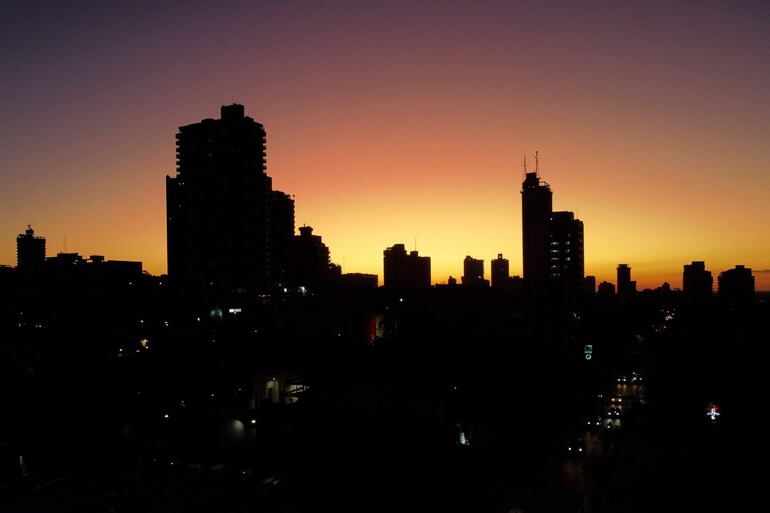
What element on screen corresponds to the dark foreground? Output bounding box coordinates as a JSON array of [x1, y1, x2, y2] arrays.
[[0, 287, 762, 512]]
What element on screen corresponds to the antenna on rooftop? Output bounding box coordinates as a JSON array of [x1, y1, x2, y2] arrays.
[[523, 152, 528, 174], [535, 151, 540, 176]]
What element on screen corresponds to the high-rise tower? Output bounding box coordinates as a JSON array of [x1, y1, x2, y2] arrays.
[[549, 211, 584, 287], [462, 256, 487, 287], [491, 253, 510, 289], [267, 190, 295, 287], [616, 264, 636, 297], [521, 154, 553, 290], [683, 261, 712, 302], [521, 155, 586, 298], [718, 265, 754, 306], [383, 244, 431, 290], [292, 226, 331, 290], [166, 104, 270, 294], [16, 225, 46, 273]]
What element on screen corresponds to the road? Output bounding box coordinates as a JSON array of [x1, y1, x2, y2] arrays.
[[502, 378, 645, 513]]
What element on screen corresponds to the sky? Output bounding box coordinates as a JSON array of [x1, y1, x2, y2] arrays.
[[1, 0, 769, 290]]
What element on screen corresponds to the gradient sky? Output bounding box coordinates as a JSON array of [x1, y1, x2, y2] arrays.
[[1, 0, 769, 289]]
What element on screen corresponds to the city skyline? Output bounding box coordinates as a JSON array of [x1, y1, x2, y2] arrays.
[[1, 1, 769, 290], [0, 4, 762, 511]]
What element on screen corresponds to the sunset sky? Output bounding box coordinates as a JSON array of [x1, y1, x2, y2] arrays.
[[1, 0, 769, 289]]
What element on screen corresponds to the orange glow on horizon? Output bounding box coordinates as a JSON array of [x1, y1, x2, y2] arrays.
[[2, 112, 770, 292], [2, 114, 768, 292]]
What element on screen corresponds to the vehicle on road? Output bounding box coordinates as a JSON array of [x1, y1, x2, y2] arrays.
[[565, 436, 585, 457], [585, 415, 602, 430]]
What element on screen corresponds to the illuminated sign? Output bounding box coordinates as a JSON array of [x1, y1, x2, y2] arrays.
[[584, 344, 593, 360]]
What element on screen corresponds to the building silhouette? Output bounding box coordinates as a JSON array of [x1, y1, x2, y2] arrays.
[[521, 166, 552, 289], [383, 244, 407, 289], [462, 256, 487, 287], [337, 273, 378, 289], [383, 244, 431, 290], [683, 261, 713, 302], [292, 226, 331, 291], [491, 253, 510, 289], [616, 264, 636, 297], [44, 252, 142, 289], [510, 275, 524, 295], [583, 275, 596, 295], [718, 265, 754, 305], [597, 280, 616, 298], [267, 190, 295, 287], [167, 104, 293, 295], [548, 211, 584, 292], [16, 225, 45, 273], [521, 158, 586, 298], [407, 251, 431, 288]]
